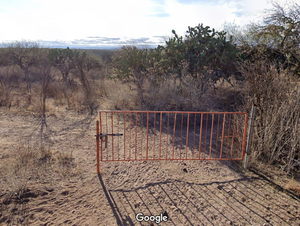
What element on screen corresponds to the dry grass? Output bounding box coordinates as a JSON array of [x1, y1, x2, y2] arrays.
[[238, 61, 300, 175], [100, 79, 137, 110], [56, 150, 79, 178], [3, 145, 37, 199], [1, 144, 79, 202]]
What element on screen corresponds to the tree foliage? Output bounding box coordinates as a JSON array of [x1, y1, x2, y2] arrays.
[[48, 47, 77, 83], [158, 24, 239, 89], [111, 24, 239, 101], [239, 2, 300, 76], [112, 46, 150, 105]]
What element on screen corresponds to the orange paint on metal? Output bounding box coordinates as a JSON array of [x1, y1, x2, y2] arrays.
[[106, 112, 108, 161], [159, 112, 162, 160], [129, 113, 131, 160], [99, 112, 103, 162], [215, 114, 220, 159], [166, 113, 169, 159], [172, 113, 177, 159], [153, 113, 156, 159], [135, 113, 138, 160], [96, 111, 248, 172], [141, 113, 143, 160], [98, 110, 247, 114], [209, 113, 214, 159], [111, 112, 114, 161], [123, 113, 126, 160], [146, 112, 149, 160], [220, 113, 226, 159], [230, 114, 237, 158], [198, 113, 203, 159], [226, 114, 231, 159], [204, 114, 208, 159], [186, 113, 190, 160], [180, 113, 183, 158], [192, 113, 196, 159], [117, 113, 120, 160], [96, 120, 100, 173]]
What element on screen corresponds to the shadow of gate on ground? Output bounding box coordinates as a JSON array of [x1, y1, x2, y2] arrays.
[[98, 173, 300, 226]]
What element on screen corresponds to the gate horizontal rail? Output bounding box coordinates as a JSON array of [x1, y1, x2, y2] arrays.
[[96, 111, 248, 173]]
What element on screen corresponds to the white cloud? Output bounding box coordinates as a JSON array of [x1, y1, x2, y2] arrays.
[[0, 0, 291, 47]]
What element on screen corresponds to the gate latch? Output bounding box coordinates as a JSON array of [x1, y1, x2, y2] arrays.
[[99, 133, 123, 148]]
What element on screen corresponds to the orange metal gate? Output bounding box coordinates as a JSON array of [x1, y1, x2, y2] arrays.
[[96, 111, 248, 173]]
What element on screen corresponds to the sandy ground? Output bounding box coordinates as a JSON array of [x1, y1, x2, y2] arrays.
[[0, 108, 299, 226]]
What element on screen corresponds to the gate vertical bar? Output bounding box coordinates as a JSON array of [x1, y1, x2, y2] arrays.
[[111, 112, 114, 160], [100, 112, 103, 161], [198, 113, 203, 159], [135, 113, 138, 160], [153, 113, 156, 159], [96, 120, 100, 173], [186, 113, 190, 160], [192, 114, 196, 159], [159, 113, 162, 160], [172, 113, 177, 159], [180, 113, 183, 157], [215, 114, 220, 159], [124, 113, 126, 160], [226, 114, 231, 159], [230, 114, 236, 159], [204, 114, 208, 159], [209, 113, 214, 159], [141, 113, 143, 159], [117, 113, 120, 160], [129, 113, 132, 160], [220, 113, 226, 159], [166, 113, 169, 159], [106, 113, 108, 161], [146, 112, 149, 160], [244, 105, 255, 169]]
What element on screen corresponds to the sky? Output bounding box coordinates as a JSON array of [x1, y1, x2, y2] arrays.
[[0, 0, 287, 49]]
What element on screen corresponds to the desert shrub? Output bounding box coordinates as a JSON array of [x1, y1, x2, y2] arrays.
[[57, 150, 77, 178], [99, 78, 137, 110], [0, 66, 23, 107], [4, 145, 38, 198], [238, 60, 300, 175], [2, 143, 79, 201], [0, 79, 12, 107], [143, 76, 198, 111]]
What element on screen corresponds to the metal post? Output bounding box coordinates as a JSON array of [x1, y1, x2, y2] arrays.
[[96, 121, 100, 173], [244, 105, 255, 169]]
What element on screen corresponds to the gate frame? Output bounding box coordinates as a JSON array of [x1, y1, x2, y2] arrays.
[[96, 110, 251, 174]]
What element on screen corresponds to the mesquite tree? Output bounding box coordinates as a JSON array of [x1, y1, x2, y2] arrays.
[[48, 47, 76, 84], [112, 46, 149, 107], [2, 41, 42, 104], [239, 2, 300, 76], [49, 48, 101, 113], [72, 51, 102, 114]]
